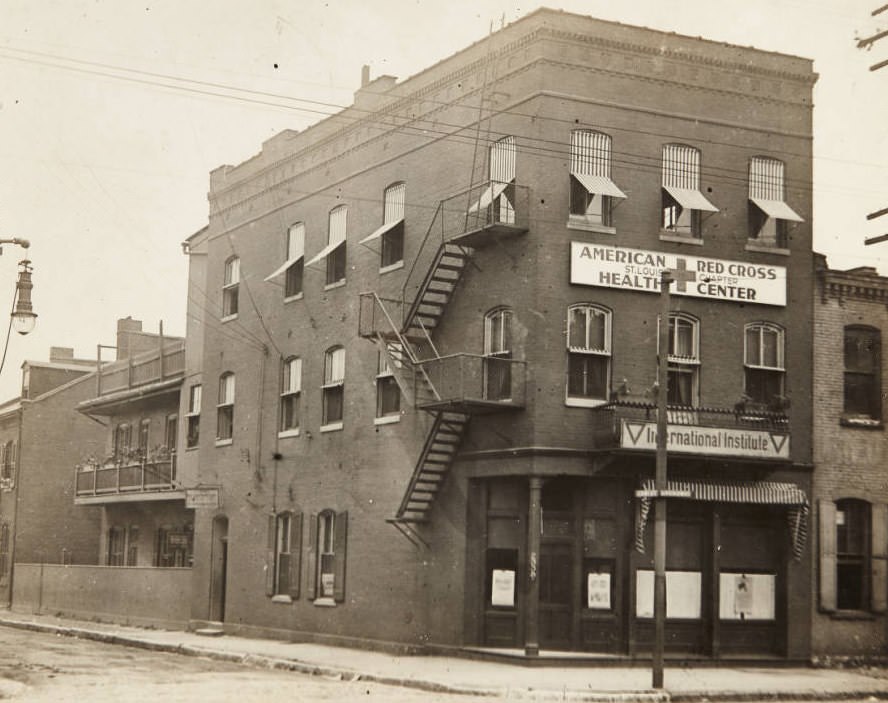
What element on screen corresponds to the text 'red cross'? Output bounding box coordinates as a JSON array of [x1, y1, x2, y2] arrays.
[[672, 258, 697, 293]]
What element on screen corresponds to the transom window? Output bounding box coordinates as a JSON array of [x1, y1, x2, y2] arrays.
[[569, 130, 625, 228], [217, 372, 235, 442], [667, 314, 700, 406], [748, 157, 802, 247], [222, 256, 240, 318], [322, 346, 345, 428], [744, 323, 785, 407], [844, 326, 881, 421], [566, 304, 611, 406], [661, 144, 717, 238], [280, 357, 302, 434], [484, 308, 513, 401]]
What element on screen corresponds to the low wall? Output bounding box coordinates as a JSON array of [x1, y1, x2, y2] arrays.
[[12, 563, 191, 629]]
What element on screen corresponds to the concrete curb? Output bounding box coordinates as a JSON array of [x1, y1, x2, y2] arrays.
[[3, 618, 888, 702]]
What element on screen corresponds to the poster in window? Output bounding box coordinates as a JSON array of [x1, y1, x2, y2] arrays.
[[321, 573, 335, 598], [718, 572, 775, 620], [587, 571, 611, 610], [491, 569, 515, 607], [635, 570, 702, 619]]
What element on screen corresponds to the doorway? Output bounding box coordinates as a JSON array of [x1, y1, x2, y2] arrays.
[[210, 516, 228, 623]]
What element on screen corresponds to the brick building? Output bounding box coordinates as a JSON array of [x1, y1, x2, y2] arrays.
[[812, 259, 888, 657], [187, 9, 816, 658]]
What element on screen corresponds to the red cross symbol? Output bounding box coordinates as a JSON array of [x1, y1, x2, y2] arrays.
[[672, 258, 697, 293]]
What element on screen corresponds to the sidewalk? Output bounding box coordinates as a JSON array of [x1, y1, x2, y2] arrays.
[[2, 611, 888, 701]]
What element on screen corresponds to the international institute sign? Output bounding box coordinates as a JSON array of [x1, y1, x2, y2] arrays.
[[620, 420, 790, 460], [570, 242, 786, 307]]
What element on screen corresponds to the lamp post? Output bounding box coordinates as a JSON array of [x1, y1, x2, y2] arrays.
[[11, 258, 36, 336]]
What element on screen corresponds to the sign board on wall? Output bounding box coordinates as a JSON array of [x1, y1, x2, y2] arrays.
[[185, 486, 222, 509], [621, 420, 790, 460], [570, 242, 786, 306]]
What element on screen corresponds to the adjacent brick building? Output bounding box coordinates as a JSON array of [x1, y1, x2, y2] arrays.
[[812, 258, 888, 657], [184, 8, 817, 659]]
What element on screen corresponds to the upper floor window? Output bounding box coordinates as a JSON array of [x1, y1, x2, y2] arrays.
[[264, 223, 305, 298], [484, 307, 513, 401], [326, 206, 347, 285], [569, 130, 626, 229], [222, 256, 240, 318], [138, 418, 150, 458], [748, 157, 803, 248], [375, 348, 401, 422], [844, 326, 881, 423], [113, 422, 132, 462], [661, 144, 717, 239], [322, 346, 345, 429], [0, 441, 15, 482], [164, 414, 178, 456], [744, 323, 785, 408], [566, 304, 611, 406], [310, 510, 348, 604], [360, 183, 406, 271], [470, 136, 517, 225], [667, 313, 700, 406], [186, 384, 201, 449], [217, 373, 235, 442], [280, 357, 302, 435]]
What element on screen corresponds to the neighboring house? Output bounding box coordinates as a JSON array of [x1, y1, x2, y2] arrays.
[[0, 347, 104, 606], [74, 318, 194, 569], [812, 259, 888, 657], [186, 9, 815, 659]]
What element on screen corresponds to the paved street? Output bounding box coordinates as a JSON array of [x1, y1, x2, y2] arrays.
[[0, 626, 495, 702]]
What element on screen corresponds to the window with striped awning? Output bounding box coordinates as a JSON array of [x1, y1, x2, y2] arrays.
[[634, 478, 808, 560]]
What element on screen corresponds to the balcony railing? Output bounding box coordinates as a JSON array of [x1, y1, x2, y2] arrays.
[[414, 353, 526, 411], [588, 400, 790, 459], [97, 341, 185, 396], [74, 456, 178, 498]]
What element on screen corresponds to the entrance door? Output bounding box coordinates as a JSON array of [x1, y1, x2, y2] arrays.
[[210, 517, 228, 623], [539, 542, 574, 649]]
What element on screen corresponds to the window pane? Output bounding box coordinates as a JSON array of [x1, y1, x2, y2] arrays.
[[568, 354, 608, 399], [761, 328, 779, 367], [668, 367, 696, 406], [745, 368, 783, 405], [287, 223, 305, 260], [845, 329, 880, 373], [671, 318, 695, 358], [745, 328, 760, 366], [323, 386, 343, 424], [326, 348, 345, 384], [285, 261, 303, 297], [377, 376, 400, 417], [568, 307, 587, 349]]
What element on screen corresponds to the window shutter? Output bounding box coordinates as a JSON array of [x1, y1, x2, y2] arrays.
[[871, 503, 888, 613], [819, 500, 837, 612], [265, 514, 276, 597], [306, 513, 318, 600], [288, 512, 303, 600], [333, 510, 348, 603]]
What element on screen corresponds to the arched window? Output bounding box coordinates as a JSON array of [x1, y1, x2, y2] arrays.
[[748, 156, 802, 247], [216, 372, 235, 442], [661, 144, 717, 238], [569, 130, 625, 228], [222, 256, 240, 318], [744, 323, 786, 407], [667, 313, 700, 406], [484, 307, 513, 401], [566, 304, 611, 405]]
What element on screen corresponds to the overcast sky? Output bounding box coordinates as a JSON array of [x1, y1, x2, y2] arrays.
[[0, 0, 886, 400]]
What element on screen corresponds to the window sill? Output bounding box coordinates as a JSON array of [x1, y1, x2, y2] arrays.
[[215, 438, 233, 447], [324, 280, 346, 291], [284, 293, 304, 303], [185, 445, 199, 452], [379, 261, 405, 275], [278, 428, 301, 439], [271, 594, 293, 604], [745, 241, 790, 256], [313, 597, 337, 608], [320, 422, 343, 433], [566, 219, 616, 235], [659, 232, 703, 246], [840, 416, 884, 430], [565, 397, 608, 408], [221, 314, 238, 323], [828, 610, 877, 621], [374, 414, 401, 426]]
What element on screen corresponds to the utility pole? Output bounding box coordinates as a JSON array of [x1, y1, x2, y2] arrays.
[[652, 269, 674, 689]]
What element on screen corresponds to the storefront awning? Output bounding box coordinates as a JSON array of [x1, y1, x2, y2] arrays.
[[634, 478, 808, 561], [663, 185, 719, 212], [750, 197, 804, 222], [571, 172, 627, 199]]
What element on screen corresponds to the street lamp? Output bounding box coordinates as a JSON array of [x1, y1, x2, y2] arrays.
[[11, 259, 36, 335]]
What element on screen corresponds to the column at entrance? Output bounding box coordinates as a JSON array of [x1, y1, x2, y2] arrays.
[[524, 477, 543, 656]]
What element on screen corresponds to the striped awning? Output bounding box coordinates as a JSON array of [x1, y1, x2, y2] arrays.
[[634, 478, 808, 561]]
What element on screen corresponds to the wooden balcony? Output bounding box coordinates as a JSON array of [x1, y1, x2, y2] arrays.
[[74, 456, 183, 504]]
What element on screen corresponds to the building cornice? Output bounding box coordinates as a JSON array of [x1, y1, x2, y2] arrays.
[[820, 268, 888, 305]]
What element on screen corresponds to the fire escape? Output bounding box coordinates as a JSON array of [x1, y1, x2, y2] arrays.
[[358, 182, 529, 532]]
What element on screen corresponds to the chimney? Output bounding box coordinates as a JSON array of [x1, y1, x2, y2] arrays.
[[49, 347, 74, 363], [116, 317, 143, 360], [361, 64, 370, 88]]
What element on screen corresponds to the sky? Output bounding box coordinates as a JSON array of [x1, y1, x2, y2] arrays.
[[0, 0, 886, 400]]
